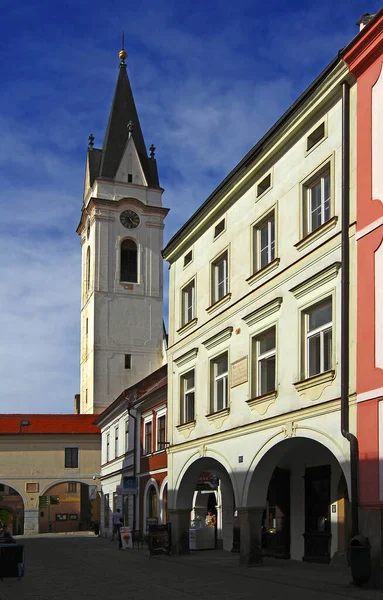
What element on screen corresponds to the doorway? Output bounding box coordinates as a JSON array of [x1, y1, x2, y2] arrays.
[[262, 467, 290, 558], [303, 465, 331, 563]]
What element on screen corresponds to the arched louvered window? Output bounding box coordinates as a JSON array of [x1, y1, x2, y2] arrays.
[[85, 247, 91, 292], [120, 239, 138, 283]]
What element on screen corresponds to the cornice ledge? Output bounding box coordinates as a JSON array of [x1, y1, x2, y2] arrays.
[[206, 293, 231, 314], [242, 297, 282, 327], [344, 16, 383, 75], [246, 258, 280, 286], [294, 216, 338, 251], [294, 369, 335, 392], [177, 318, 198, 336], [176, 420, 196, 440], [289, 262, 341, 299], [174, 347, 199, 367], [203, 326, 233, 350]]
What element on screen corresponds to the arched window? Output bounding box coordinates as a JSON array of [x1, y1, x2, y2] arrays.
[[120, 239, 138, 283], [85, 247, 91, 292], [148, 485, 158, 519]]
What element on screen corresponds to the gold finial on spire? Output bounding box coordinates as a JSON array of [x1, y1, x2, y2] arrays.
[[119, 31, 127, 64]]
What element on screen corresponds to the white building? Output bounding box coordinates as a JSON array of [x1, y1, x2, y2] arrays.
[[76, 47, 168, 415], [163, 56, 357, 564]]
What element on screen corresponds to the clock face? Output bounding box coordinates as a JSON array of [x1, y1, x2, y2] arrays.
[[120, 210, 140, 229]]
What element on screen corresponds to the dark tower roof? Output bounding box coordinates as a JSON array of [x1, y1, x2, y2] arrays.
[[89, 52, 159, 189]]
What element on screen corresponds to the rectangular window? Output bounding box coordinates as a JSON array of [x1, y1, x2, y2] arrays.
[[114, 427, 119, 457], [257, 173, 271, 197], [253, 328, 276, 397], [214, 219, 225, 238], [124, 354, 132, 369], [26, 482, 39, 493], [253, 212, 275, 271], [157, 414, 166, 451], [0, 484, 4, 492], [212, 251, 228, 303], [181, 280, 195, 325], [128, 173, 133, 183], [304, 168, 331, 235], [125, 419, 129, 452], [86, 318, 88, 335], [106, 434, 110, 462], [184, 250, 193, 267], [211, 353, 228, 413], [307, 123, 325, 151], [305, 299, 332, 378], [144, 420, 152, 455], [66, 482, 78, 494], [65, 448, 79, 469], [181, 370, 195, 424]]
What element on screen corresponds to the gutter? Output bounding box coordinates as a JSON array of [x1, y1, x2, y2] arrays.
[[127, 403, 137, 533], [341, 80, 359, 537]]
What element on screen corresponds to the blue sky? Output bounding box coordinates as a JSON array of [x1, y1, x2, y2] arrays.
[[0, 0, 381, 413]]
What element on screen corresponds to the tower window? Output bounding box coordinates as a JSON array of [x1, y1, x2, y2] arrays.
[[128, 173, 133, 183], [125, 354, 132, 369], [85, 247, 91, 292], [120, 239, 138, 283], [86, 318, 88, 335]]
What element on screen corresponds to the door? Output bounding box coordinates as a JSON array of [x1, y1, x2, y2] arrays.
[[303, 465, 331, 563], [262, 467, 290, 558]]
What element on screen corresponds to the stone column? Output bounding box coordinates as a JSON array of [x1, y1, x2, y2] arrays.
[[168, 508, 191, 554], [238, 507, 263, 565], [23, 509, 39, 535]]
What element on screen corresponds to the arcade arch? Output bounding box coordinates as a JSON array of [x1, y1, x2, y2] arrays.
[[0, 482, 25, 535]]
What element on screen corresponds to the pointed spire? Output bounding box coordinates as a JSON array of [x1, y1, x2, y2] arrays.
[[98, 45, 159, 187], [88, 133, 95, 149]]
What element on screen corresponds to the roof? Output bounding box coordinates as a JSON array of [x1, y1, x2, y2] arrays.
[[94, 364, 167, 425], [0, 414, 100, 435], [162, 53, 342, 259], [96, 61, 159, 188], [136, 375, 167, 403]]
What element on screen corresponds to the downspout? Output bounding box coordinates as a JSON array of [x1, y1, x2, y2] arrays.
[[341, 80, 359, 537]]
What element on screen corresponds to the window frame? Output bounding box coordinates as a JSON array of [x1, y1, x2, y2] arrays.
[[253, 210, 276, 273], [183, 249, 193, 268], [251, 326, 277, 398], [302, 162, 332, 237], [125, 419, 129, 453], [106, 433, 110, 463], [65, 447, 79, 469], [114, 426, 119, 458], [181, 278, 196, 326], [66, 482, 78, 494], [156, 408, 167, 451], [214, 219, 226, 239], [256, 172, 272, 198], [303, 298, 333, 379], [120, 238, 138, 283], [143, 416, 153, 456], [210, 352, 229, 414], [211, 250, 229, 305], [180, 369, 195, 425]]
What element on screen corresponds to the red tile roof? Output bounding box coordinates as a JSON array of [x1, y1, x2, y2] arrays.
[[0, 414, 100, 435]]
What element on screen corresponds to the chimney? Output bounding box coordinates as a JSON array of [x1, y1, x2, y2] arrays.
[[357, 12, 375, 31], [74, 394, 80, 414]]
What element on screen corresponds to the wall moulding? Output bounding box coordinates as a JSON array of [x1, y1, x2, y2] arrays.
[[173, 347, 199, 367], [242, 297, 282, 327], [289, 262, 340, 299], [203, 326, 233, 351]]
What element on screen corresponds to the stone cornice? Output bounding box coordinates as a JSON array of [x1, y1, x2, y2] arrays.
[[173, 347, 199, 367], [289, 262, 340, 299], [242, 298, 282, 327], [202, 326, 233, 350]]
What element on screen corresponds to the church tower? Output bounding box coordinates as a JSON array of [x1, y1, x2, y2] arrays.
[[76, 47, 168, 415]]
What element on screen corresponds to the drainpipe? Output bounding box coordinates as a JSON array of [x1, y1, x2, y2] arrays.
[[341, 80, 359, 537]]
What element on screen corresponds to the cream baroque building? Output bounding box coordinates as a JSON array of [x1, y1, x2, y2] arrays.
[[163, 56, 357, 563]]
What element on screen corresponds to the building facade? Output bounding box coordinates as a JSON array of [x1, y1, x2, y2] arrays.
[[163, 51, 358, 563], [0, 414, 101, 535], [343, 9, 383, 576], [76, 48, 168, 415]]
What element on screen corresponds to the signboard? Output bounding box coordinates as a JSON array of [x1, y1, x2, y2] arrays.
[[231, 356, 248, 388], [116, 477, 137, 495], [88, 485, 97, 500], [39, 496, 50, 509], [148, 523, 171, 556], [196, 471, 218, 491], [50, 495, 60, 505], [120, 527, 133, 550]]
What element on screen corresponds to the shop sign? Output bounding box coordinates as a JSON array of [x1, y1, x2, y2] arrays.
[[88, 485, 97, 500], [120, 527, 133, 550], [148, 523, 171, 556], [39, 496, 50, 509], [196, 471, 218, 491]]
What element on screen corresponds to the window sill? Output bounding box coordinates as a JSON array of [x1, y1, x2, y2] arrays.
[[177, 318, 198, 335], [246, 258, 280, 286], [206, 293, 231, 314], [120, 282, 136, 290], [294, 216, 338, 252], [176, 420, 196, 440], [247, 391, 277, 416], [294, 369, 335, 392], [206, 408, 230, 429]]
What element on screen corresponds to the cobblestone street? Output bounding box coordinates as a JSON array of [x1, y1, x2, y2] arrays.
[[1, 534, 383, 600]]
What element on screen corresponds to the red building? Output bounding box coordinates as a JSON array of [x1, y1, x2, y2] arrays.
[[343, 8, 383, 570], [137, 367, 168, 534]]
